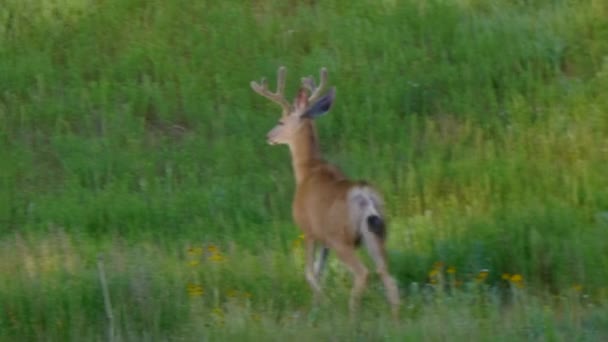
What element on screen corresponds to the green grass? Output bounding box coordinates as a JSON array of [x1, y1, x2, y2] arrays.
[[1, 0, 608, 340]]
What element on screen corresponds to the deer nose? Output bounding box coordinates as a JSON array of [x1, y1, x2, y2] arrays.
[[266, 133, 276, 145], [267, 128, 280, 145]]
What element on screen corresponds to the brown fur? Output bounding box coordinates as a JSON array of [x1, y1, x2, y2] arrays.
[[291, 121, 361, 246]]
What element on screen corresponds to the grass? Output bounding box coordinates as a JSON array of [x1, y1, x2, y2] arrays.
[[1, 0, 608, 340]]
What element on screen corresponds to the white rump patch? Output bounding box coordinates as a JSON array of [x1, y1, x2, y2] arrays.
[[347, 186, 384, 235]]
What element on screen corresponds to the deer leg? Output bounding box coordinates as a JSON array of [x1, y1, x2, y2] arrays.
[[313, 246, 329, 280], [304, 238, 323, 301], [362, 231, 400, 319], [331, 243, 369, 316]]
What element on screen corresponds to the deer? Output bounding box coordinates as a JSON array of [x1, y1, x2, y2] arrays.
[[250, 66, 400, 318]]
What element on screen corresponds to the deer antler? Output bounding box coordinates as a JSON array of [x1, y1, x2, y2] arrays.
[[301, 67, 328, 104], [251, 66, 292, 115]]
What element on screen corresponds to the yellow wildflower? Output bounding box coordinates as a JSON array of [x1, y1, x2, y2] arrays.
[[447, 266, 456, 274], [428, 267, 441, 285], [208, 251, 225, 263], [509, 274, 524, 288], [187, 283, 204, 297], [475, 269, 489, 283], [510, 274, 522, 282], [188, 246, 203, 256], [573, 284, 583, 292], [501, 273, 510, 280], [189, 259, 200, 267]]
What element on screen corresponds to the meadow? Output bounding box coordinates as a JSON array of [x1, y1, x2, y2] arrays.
[[1, 0, 608, 340]]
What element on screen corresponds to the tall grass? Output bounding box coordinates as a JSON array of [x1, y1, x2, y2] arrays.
[[1, 0, 607, 340]]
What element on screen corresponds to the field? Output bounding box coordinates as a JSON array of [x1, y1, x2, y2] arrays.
[[1, 0, 608, 340]]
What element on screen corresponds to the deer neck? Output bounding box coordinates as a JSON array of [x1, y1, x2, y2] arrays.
[[288, 120, 322, 184]]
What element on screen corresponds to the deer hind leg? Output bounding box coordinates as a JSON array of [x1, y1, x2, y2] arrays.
[[331, 243, 369, 316], [362, 224, 400, 319]]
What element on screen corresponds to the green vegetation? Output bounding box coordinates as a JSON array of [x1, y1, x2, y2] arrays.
[[1, 0, 607, 340]]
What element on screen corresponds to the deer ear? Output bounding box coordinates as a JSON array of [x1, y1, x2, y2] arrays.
[[302, 87, 335, 119]]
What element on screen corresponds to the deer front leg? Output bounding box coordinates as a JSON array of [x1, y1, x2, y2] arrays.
[[304, 237, 323, 302], [313, 246, 329, 280]]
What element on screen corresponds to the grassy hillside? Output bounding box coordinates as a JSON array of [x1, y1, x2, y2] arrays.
[[1, 0, 607, 340]]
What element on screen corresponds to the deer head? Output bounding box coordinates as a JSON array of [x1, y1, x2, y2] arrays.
[[251, 66, 335, 145]]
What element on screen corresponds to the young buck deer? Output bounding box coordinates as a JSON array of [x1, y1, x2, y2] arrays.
[[251, 66, 400, 317]]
